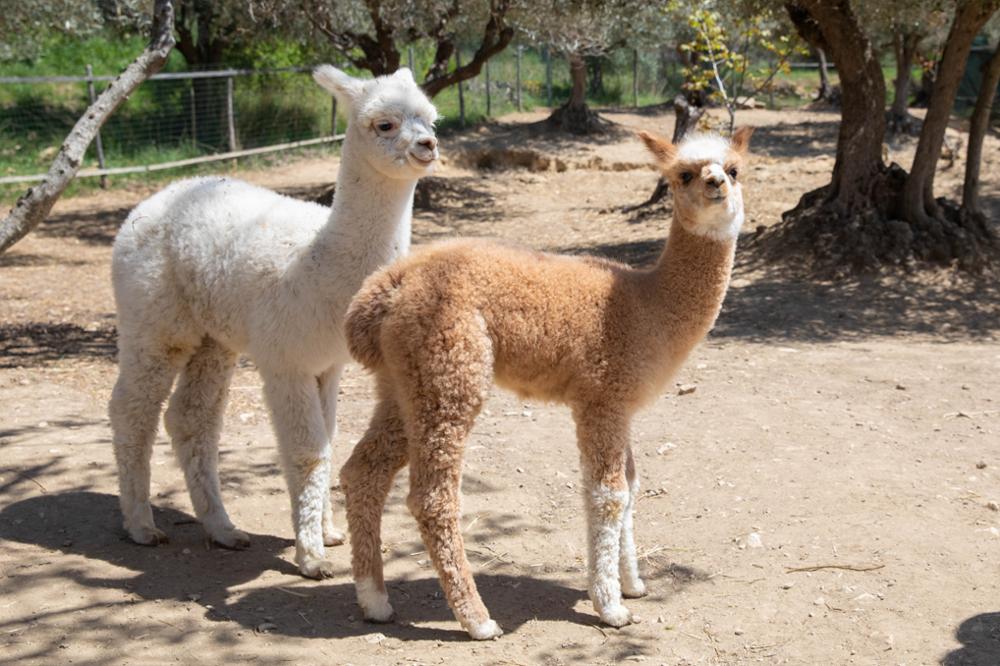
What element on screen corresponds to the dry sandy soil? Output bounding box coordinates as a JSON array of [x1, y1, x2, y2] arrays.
[[1, 107, 999, 665]]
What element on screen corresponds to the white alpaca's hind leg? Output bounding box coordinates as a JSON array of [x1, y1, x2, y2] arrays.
[[164, 336, 248, 549], [619, 446, 647, 598], [110, 345, 187, 546], [318, 366, 345, 547], [263, 371, 335, 578]]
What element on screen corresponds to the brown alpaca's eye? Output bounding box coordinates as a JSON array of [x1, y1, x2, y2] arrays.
[[680, 172, 694, 185], [375, 121, 396, 133], [728, 168, 738, 180]]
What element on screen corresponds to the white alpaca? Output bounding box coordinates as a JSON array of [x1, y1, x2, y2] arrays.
[[108, 66, 439, 578]]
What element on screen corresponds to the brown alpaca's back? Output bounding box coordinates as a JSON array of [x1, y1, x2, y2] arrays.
[[347, 230, 732, 410]]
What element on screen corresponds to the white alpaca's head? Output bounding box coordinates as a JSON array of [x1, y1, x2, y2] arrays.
[[313, 65, 440, 180], [639, 127, 754, 242]]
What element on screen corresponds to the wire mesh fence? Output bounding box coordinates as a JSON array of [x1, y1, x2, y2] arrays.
[[0, 45, 695, 186]]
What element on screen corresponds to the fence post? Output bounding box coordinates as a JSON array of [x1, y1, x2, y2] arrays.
[[456, 50, 466, 128], [485, 58, 492, 116], [85, 65, 108, 188], [189, 82, 197, 149], [632, 49, 639, 108], [544, 47, 553, 107], [331, 95, 338, 135], [226, 74, 237, 152], [515, 45, 523, 112], [408, 45, 415, 72]]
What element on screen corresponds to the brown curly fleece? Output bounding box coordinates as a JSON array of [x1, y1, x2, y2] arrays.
[[341, 127, 754, 639]]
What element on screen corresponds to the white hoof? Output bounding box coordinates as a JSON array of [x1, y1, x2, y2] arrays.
[[210, 527, 251, 550], [622, 579, 648, 599], [357, 578, 395, 622], [599, 604, 635, 628], [127, 523, 168, 546], [467, 618, 503, 640], [323, 527, 346, 547], [299, 556, 336, 579]]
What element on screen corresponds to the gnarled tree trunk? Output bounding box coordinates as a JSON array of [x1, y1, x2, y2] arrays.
[[763, 0, 999, 274], [902, 0, 999, 227], [0, 0, 176, 254], [962, 42, 1000, 218], [547, 51, 607, 134]]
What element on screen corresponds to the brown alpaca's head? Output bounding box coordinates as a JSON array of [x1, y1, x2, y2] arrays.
[[639, 127, 754, 242]]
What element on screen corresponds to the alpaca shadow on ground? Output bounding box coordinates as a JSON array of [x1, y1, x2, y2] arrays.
[[0, 322, 117, 368], [941, 613, 1000, 665], [0, 491, 697, 649], [37, 204, 132, 245]]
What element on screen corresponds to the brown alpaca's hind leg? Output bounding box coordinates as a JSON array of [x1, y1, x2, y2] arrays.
[[574, 406, 637, 627], [398, 314, 500, 639], [340, 377, 409, 623]]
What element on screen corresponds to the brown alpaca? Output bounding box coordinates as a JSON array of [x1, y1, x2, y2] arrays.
[[341, 127, 754, 639]]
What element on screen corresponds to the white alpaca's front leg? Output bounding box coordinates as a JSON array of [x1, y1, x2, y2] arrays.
[[318, 366, 346, 547], [263, 371, 335, 579]]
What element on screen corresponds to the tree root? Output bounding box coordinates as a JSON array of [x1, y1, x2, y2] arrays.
[[753, 165, 1000, 276]]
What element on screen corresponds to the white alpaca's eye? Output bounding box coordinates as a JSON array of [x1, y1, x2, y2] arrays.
[[728, 167, 738, 180], [375, 121, 396, 133]]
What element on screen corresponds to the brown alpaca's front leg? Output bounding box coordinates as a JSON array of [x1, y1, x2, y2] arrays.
[[341, 390, 409, 623], [619, 445, 647, 598], [575, 407, 637, 627]]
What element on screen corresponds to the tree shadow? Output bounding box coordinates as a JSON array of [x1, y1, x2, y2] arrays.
[[0, 322, 117, 368], [716, 252, 1000, 342], [553, 233, 1000, 342], [941, 612, 1000, 665], [0, 491, 703, 657], [0, 252, 88, 268], [748, 116, 840, 160]]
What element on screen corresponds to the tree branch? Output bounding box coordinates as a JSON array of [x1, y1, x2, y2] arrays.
[[421, 0, 514, 97], [0, 0, 176, 254]]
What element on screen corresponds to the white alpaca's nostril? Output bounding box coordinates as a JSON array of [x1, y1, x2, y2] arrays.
[[418, 137, 437, 151]]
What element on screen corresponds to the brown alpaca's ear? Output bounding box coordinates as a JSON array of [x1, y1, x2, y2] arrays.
[[730, 126, 755, 154], [638, 131, 676, 166]]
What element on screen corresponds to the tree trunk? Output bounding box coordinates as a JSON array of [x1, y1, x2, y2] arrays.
[[902, 0, 999, 225], [587, 55, 604, 96], [815, 46, 834, 101], [888, 32, 921, 134], [0, 0, 175, 254], [962, 42, 1000, 217], [800, 0, 887, 211], [546, 52, 606, 134]]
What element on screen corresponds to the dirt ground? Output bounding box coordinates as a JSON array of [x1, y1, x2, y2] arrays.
[[1, 107, 999, 666]]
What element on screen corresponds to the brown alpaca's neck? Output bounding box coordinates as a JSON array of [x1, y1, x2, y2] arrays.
[[647, 216, 736, 343]]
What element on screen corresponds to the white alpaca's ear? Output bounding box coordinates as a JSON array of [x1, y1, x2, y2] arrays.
[[392, 67, 415, 84], [313, 65, 365, 107]]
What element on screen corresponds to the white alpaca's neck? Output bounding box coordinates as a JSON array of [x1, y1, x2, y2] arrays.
[[311, 134, 416, 285]]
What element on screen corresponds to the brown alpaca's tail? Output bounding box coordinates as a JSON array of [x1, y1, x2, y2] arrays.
[[345, 268, 401, 369]]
